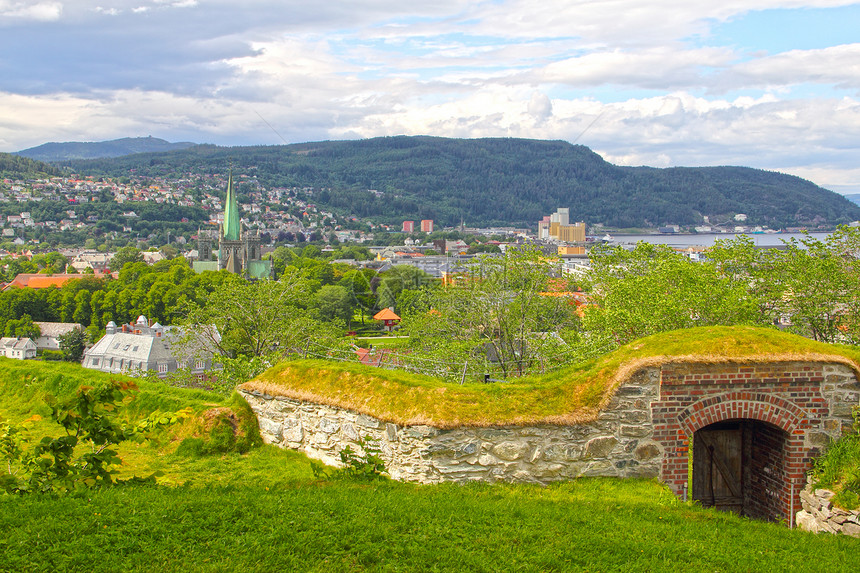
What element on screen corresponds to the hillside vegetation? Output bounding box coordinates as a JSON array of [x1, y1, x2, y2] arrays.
[[15, 136, 196, 162], [243, 326, 860, 428], [0, 153, 61, 179], [66, 136, 860, 228], [1, 358, 858, 572]]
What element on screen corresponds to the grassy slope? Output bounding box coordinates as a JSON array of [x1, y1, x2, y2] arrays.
[[1, 358, 858, 571], [243, 326, 860, 428]]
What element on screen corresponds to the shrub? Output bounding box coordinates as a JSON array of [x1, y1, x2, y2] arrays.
[[811, 407, 860, 509], [1, 380, 190, 494]]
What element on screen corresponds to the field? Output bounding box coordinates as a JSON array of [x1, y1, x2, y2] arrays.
[[1, 358, 858, 572]]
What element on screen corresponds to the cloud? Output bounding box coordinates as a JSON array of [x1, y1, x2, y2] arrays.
[[0, 1, 62, 21]]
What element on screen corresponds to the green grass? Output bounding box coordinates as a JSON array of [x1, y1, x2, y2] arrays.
[[1, 359, 859, 572], [2, 479, 858, 572], [246, 325, 860, 428]]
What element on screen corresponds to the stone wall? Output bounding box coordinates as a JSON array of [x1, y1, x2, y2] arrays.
[[240, 359, 859, 520], [796, 480, 860, 537], [239, 367, 664, 484]]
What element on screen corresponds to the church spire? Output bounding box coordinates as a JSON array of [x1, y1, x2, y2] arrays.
[[222, 168, 241, 241]]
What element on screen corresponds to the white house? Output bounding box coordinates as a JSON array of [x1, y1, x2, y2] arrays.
[[33, 322, 83, 351], [0, 337, 37, 360]]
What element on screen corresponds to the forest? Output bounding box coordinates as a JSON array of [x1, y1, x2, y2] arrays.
[[64, 136, 860, 229]]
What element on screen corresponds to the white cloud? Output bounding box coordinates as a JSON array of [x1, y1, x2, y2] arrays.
[[0, 1, 62, 21]]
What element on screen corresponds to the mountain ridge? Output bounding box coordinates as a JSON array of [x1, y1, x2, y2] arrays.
[[58, 135, 860, 229], [15, 136, 197, 162]]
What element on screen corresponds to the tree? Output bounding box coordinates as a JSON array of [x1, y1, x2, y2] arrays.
[[402, 246, 580, 378], [4, 314, 41, 339], [314, 285, 355, 326], [581, 242, 766, 347], [58, 327, 88, 362], [109, 246, 144, 272], [182, 270, 342, 360]]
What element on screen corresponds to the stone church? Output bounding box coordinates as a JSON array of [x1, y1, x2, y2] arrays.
[[193, 170, 272, 279]]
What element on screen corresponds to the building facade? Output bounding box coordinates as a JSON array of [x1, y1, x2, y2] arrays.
[[194, 170, 272, 279]]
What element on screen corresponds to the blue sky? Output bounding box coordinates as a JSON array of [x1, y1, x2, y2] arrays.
[[1, 1, 859, 194]]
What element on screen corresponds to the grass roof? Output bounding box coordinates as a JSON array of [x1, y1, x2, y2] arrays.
[[240, 326, 860, 429]]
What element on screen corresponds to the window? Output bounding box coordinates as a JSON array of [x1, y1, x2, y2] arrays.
[[132, 346, 139, 352], [113, 343, 120, 349], [91, 358, 99, 367], [195, 360, 205, 370], [158, 363, 168, 373]]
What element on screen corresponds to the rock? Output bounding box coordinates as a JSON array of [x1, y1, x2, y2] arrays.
[[796, 510, 819, 533], [842, 522, 860, 538], [357, 414, 381, 429], [621, 425, 651, 438], [634, 442, 662, 461], [318, 417, 340, 434], [386, 423, 398, 441], [283, 419, 303, 443], [585, 436, 618, 458], [257, 418, 283, 441], [492, 441, 528, 461]]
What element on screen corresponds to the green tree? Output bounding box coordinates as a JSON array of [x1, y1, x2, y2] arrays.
[[581, 242, 767, 347], [314, 285, 355, 326], [58, 327, 88, 362], [109, 246, 144, 272], [402, 246, 579, 378], [182, 270, 342, 360]]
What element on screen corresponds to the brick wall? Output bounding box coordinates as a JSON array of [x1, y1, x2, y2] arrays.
[[651, 362, 857, 522]]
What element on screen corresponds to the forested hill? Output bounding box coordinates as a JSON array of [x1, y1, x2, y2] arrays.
[[67, 136, 860, 229], [0, 153, 61, 179], [15, 136, 196, 162]]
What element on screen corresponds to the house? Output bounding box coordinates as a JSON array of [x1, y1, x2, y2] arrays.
[[82, 316, 220, 378], [373, 308, 401, 332], [0, 337, 37, 360], [33, 322, 84, 351]]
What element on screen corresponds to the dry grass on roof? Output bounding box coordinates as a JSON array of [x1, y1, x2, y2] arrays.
[[240, 326, 860, 429]]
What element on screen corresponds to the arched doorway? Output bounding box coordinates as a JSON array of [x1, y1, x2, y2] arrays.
[[692, 419, 790, 521]]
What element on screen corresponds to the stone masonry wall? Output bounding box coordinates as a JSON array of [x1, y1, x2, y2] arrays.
[[239, 368, 664, 484], [796, 479, 860, 537], [240, 360, 859, 507]]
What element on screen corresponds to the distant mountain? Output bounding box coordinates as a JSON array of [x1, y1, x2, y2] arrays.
[[844, 194, 860, 207], [66, 136, 860, 229], [15, 136, 197, 162], [0, 152, 62, 179]]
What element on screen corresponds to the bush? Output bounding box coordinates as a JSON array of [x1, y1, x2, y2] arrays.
[[811, 407, 860, 509]]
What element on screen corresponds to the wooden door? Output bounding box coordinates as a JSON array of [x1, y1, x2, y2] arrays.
[[693, 423, 744, 514]]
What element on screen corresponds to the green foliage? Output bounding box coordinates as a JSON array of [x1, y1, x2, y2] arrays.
[[3, 313, 41, 339], [402, 246, 580, 378], [811, 407, 860, 509], [65, 136, 860, 228], [1, 479, 857, 571], [583, 242, 767, 347], [0, 380, 191, 494], [109, 245, 144, 272], [57, 327, 88, 362], [310, 436, 388, 481]]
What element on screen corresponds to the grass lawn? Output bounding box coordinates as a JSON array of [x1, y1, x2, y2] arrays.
[[1, 353, 859, 572]]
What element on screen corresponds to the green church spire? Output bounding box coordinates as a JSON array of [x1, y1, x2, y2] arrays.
[[222, 168, 241, 241]]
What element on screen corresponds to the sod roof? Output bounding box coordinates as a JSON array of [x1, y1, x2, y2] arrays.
[[240, 326, 860, 429]]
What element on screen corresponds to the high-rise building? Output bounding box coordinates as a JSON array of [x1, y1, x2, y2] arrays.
[[402, 220, 415, 233], [420, 219, 434, 233], [540, 208, 586, 243]]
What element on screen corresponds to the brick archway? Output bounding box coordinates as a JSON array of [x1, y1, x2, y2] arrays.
[[650, 361, 841, 523]]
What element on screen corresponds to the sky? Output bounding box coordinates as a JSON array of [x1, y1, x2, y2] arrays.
[[1, 1, 859, 194]]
